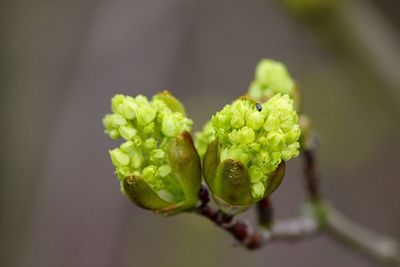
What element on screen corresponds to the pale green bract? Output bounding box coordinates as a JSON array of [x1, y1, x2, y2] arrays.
[[248, 59, 295, 100], [209, 94, 300, 198], [103, 94, 192, 197]]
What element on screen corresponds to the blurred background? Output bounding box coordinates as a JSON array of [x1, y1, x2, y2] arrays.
[[1, 0, 399, 266]]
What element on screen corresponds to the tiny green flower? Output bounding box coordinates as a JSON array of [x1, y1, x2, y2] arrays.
[[202, 94, 300, 214], [246, 111, 264, 131], [158, 164, 172, 177], [111, 94, 126, 115], [103, 92, 201, 215], [136, 104, 156, 126], [144, 138, 157, 150], [109, 148, 130, 167], [119, 126, 137, 140]]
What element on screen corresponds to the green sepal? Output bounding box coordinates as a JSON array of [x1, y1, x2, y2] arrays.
[[213, 159, 253, 206], [154, 90, 186, 115], [293, 82, 302, 112], [203, 139, 221, 187], [168, 131, 202, 209], [213, 195, 253, 215], [299, 115, 312, 149], [264, 161, 286, 196], [122, 176, 184, 215], [203, 139, 255, 214]]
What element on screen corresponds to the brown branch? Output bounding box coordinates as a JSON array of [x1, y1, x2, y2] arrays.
[[196, 186, 263, 249], [195, 133, 400, 265], [196, 194, 400, 265], [195, 186, 319, 250], [257, 196, 273, 228], [301, 135, 400, 266], [325, 203, 400, 267], [301, 135, 320, 200]]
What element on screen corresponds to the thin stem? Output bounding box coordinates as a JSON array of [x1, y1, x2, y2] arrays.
[[196, 186, 263, 249], [196, 186, 319, 249], [324, 203, 400, 267], [301, 135, 320, 201], [196, 186, 399, 266], [257, 196, 274, 228], [300, 133, 400, 266], [266, 215, 319, 242]]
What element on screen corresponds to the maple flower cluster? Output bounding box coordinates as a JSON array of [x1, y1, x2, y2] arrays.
[[103, 93, 193, 202], [208, 94, 300, 198]]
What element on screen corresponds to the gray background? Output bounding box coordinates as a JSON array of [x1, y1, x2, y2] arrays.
[[1, 0, 399, 266]]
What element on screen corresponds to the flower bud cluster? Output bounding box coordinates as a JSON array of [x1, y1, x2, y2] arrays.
[[103, 94, 192, 197], [210, 94, 300, 198], [248, 59, 295, 101]]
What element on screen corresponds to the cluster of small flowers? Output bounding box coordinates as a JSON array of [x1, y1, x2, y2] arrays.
[[103, 94, 192, 196], [210, 94, 300, 198], [248, 59, 295, 101]]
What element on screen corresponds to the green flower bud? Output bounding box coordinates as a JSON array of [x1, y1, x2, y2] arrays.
[[251, 182, 265, 198], [256, 59, 293, 94], [248, 81, 265, 100], [136, 104, 156, 126], [237, 126, 255, 144], [150, 149, 165, 162], [266, 131, 285, 151], [122, 97, 138, 119], [119, 126, 137, 140], [111, 94, 126, 115], [248, 59, 295, 100], [110, 148, 130, 167], [144, 138, 157, 150], [120, 141, 135, 152], [246, 111, 264, 130], [249, 165, 263, 183], [161, 114, 180, 137], [203, 95, 300, 214], [158, 164, 172, 177], [246, 59, 302, 111], [103, 92, 199, 215], [230, 111, 245, 129], [161, 113, 192, 137], [264, 114, 280, 131]]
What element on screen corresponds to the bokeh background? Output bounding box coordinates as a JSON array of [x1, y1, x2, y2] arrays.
[[1, 0, 399, 266]]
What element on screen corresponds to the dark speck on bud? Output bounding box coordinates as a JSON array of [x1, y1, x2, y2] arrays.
[[256, 103, 262, 112]]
